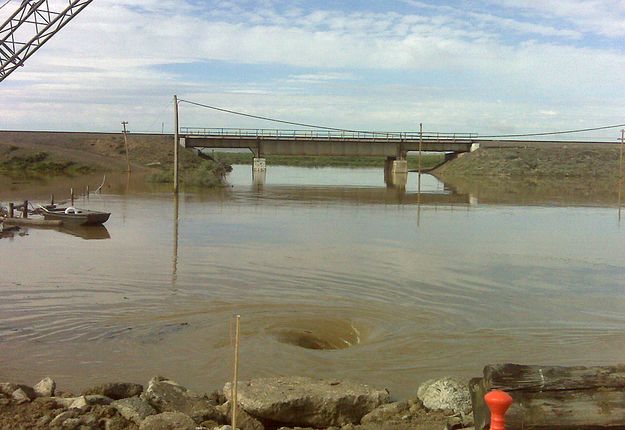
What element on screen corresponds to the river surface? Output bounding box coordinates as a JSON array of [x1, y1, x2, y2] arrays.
[[1, 166, 624, 399]]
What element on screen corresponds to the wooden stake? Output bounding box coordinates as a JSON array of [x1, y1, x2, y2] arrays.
[[122, 121, 131, 173], [86, 186, 90, 198], [8, 202, 14, 218], [231, 314, 241, 430], [70, 188, 74, 206], [50, 194, 54, 206], [22, 200, 28, 219], [173, 95, 179, 194]]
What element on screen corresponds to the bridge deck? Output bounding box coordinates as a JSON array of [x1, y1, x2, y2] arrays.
[[180, 128, 476, 157]]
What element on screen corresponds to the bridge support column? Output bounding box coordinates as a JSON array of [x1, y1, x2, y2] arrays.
[[384, 157, 408, 189], [252, 169, 266, 187], [253, 157, 266, 171]]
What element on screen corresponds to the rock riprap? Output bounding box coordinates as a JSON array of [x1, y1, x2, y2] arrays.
[[141, 376, 222, 422], [416, 378, 471, 415], [224, 376, 390, 427]]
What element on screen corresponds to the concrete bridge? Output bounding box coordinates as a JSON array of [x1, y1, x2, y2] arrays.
[[180, 127, 479, 177]]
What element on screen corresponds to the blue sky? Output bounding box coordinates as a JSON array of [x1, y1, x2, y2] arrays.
[[0, 0, 624, 139]]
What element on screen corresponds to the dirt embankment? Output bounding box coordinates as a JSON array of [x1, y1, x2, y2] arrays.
[[435, 144, 622, 179], [433, 145, 624, 206], [0, 131, 181, 175]]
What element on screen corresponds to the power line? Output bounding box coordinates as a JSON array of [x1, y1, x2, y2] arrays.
[[0, 0, 13, 11], [178, 98, 370, 133], [178, 98, 624, 139], [478, 123, 625, 139]]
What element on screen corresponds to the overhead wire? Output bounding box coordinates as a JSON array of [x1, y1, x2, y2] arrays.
[[0, 0, 12, 11], [178, 98, 624, 139], [178, 98, 371, 133]]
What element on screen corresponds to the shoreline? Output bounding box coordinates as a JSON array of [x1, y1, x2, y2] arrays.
[[0, 374, 472, 430]]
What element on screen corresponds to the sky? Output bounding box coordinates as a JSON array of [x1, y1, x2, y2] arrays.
[[0, 0, 624, 139]]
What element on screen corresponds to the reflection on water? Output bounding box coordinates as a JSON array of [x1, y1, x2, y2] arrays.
[[0, 166, 624, 399], [58, 225, 111, 240]]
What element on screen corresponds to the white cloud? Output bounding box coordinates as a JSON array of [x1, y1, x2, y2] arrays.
[[0, 0, 624, 137]]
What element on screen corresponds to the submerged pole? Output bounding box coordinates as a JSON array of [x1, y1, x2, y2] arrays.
[[173, 95, 179, 193]]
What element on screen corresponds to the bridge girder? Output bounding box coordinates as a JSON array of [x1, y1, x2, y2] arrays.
[[0, 0, 93, 83]]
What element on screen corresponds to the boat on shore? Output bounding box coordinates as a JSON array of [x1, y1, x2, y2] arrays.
[[38, 205, 110, 226]]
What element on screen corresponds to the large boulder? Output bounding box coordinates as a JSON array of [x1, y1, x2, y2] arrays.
[[139, 411, 196, 430], [112, 396, 157, 424], [82, 382, 143, 400], [34, 377, 56, 397], [217, 401, 264, 430], [416, 378, 471, 414], [141, 376, 219, 417], [224, 377, 390, 428]]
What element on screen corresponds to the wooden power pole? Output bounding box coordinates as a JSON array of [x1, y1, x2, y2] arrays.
[[121, 121, 131, 172], [173, 95, 179, 193]]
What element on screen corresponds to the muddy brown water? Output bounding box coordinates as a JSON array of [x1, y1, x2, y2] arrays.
[[1, 166, 624, 400]]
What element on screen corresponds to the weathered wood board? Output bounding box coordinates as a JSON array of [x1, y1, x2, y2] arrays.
[[472, 364, 625, 430]]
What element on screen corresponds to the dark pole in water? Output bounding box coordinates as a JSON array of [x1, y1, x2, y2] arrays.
[[22, 201, 28, 219], [70, 188, 74, 206], [8, 203, 14, 218], [173, 95, 180, 194]]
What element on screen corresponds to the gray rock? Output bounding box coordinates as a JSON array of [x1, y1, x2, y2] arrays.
[[142, 376, 216, 415], [36, 414, 53, 427], [217, 401, 263, 430], [50, 410, 80, 427], [82, 382, 143, 400], [224, 377, 390, 428], [0, 383, 18, 396], [69, 396, 89, 409], [12, 388, 32, 403], [61, 417, 82, 429], [139, 411, 196, 430], [34, 376, 56, 397], [360, 401, 409, 423], [112, 396, 157, 424], [416, 378, 471, 415]]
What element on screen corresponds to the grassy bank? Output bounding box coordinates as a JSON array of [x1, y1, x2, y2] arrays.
[[209, 152, 445, 169], [0, 150, 94, 177], [434, 145, 623, 179]]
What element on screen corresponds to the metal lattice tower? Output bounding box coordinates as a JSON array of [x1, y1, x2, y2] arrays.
[[0, 0, 93, 83]]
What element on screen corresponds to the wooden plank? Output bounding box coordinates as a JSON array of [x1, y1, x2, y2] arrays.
[[485, 363, 625, 392], [3, 218, 62, 227], [472, 364, 625, 430], [507, 388, 625, 429]]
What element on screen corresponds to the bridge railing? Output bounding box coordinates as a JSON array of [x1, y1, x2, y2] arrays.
[[180, 127, 477, 142]]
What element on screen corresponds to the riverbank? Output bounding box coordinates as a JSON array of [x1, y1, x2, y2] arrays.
[[0, 375, 472, 430], [434, 144, 623, 179]]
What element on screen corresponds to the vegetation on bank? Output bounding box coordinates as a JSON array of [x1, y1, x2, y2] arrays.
[[0, 151, 94, 177], [434, 146, 623, 179], [209, 152, 445, 169], [148, 159, 232, 187]]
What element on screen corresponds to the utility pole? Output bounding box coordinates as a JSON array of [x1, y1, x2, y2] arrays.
[[121, 121, 131, 172], [619, 129, 625, 178], [173, 95, 179, 193]]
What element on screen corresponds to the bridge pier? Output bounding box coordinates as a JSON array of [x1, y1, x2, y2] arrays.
[[252, 169, 266, 187], [384, 157, 408, 189], [253, 157, 266, 171], [384, 156, 408, 174]]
